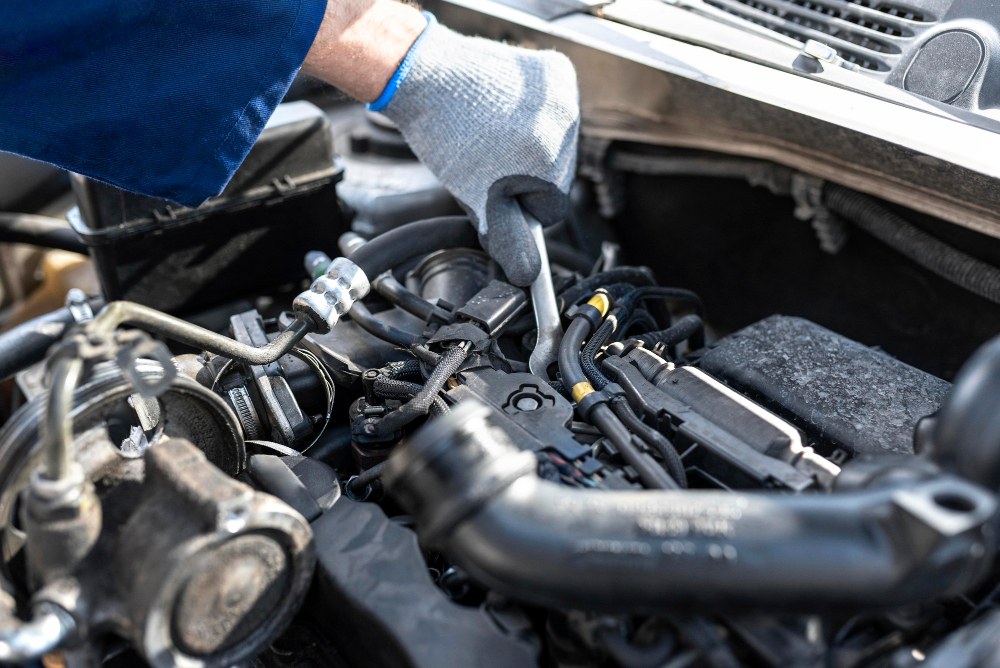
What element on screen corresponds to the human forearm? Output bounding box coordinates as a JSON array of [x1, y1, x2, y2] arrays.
[[302, 0, 426, 102]]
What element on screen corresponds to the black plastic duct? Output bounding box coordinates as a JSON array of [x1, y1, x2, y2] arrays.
[[386, 401, 997, 613]]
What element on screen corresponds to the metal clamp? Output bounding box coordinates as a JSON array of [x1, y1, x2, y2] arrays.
[[293, 257, 370, 334], [113, 330, 177, 398]]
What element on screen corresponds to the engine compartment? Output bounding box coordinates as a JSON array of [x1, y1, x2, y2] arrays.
[[1, 97, 1000, 668]]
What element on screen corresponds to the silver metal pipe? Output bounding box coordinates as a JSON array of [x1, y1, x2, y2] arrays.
[[44, 358, 83, 481], [44, 302, 313, 482], [0, 605, 74, 664], [87, 301, 313, 365], [527, 216, 563, 377]]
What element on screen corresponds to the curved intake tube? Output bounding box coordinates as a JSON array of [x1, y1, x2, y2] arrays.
[[933, 332, 1000, 491], [385, 401, 997, 613]]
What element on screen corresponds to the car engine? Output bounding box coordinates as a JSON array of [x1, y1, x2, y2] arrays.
[[3, 25, 1000, 667]]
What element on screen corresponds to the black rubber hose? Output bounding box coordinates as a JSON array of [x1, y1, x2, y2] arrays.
[[591, 404, 677, 490], [386, 401, 998, 613], [621, 286, 705, 319], [636, 314, 705, 352], [620, 309, 658, 338], [824, 185, 1000, 305], [0, 298, 104, 381], [0, 213, 87, 254], [604, 357, 658, 418], [558, 315, 673, 489], [373, 274, 440, 323], [546, 241, 594, 274], [349, 302, 422, 347], [610, 395, 688, 488], [349, 216, 479, 279], [557, 317, 592, 389], [349, 461, 387, 495]]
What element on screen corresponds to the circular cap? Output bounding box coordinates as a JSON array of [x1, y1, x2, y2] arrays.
[[171, 534, 290, 657]]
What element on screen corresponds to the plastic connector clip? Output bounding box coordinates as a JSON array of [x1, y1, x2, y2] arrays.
[[574, 382, 625, 420]]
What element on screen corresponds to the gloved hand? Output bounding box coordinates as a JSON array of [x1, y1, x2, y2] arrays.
[[375, 15, 580, 287]]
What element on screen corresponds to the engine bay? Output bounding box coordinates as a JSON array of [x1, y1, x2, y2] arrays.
[[2, 91, 1000, 668]]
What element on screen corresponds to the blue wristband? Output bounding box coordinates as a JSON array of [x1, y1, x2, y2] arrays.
[[367, 12, 436, 112]]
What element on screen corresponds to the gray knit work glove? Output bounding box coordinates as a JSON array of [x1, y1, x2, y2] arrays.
[[376, 16, 580, 287]]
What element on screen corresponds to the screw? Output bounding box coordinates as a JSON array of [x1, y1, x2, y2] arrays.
[[514, 396, 540, 412]]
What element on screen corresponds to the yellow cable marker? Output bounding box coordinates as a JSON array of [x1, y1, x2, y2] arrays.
[[571, 381, 595, 403], [587, 293, 610, 317]]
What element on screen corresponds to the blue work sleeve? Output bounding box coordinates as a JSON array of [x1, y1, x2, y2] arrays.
[[0, 1, 328, 208]]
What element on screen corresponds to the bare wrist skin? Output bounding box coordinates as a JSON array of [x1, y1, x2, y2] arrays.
[[303, 0, 427, 102]]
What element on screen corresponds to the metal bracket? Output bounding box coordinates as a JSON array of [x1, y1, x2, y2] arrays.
[[113, 330, 177, 398]]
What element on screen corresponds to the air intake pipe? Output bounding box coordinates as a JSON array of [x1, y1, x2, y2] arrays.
[[385, 401, 997, 613], [931, 332, 1000, 491]]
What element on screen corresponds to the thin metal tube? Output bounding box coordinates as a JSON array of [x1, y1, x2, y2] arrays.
[[45, 358, 83, 481], [87, 301, 312, 365], [0, 606, 75, 664], [45, 302, 313, 482]]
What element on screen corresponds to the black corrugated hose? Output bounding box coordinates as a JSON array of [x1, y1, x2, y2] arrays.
[[372, 375, 449, 417], [824, 184, 1000, 305], [580, 308, 624, 390], [375, 343, 469, 436]]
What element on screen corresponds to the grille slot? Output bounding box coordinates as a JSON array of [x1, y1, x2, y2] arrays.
[[846, 0, 930, 22], [702, 0, 936, 73]]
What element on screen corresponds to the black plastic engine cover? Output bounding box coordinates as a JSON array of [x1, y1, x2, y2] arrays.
[[307, 498, 540, 668], [699, 315, 951, 456]]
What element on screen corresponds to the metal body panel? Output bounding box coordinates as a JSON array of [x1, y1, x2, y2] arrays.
[[427, 0, 1000, 239]]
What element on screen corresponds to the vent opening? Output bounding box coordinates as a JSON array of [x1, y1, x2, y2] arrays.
[[845, 0, 930, 22], [704, 0, 930, 71]]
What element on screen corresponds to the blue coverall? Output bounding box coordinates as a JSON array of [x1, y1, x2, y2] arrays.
[[0, 1, 327, 207]]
